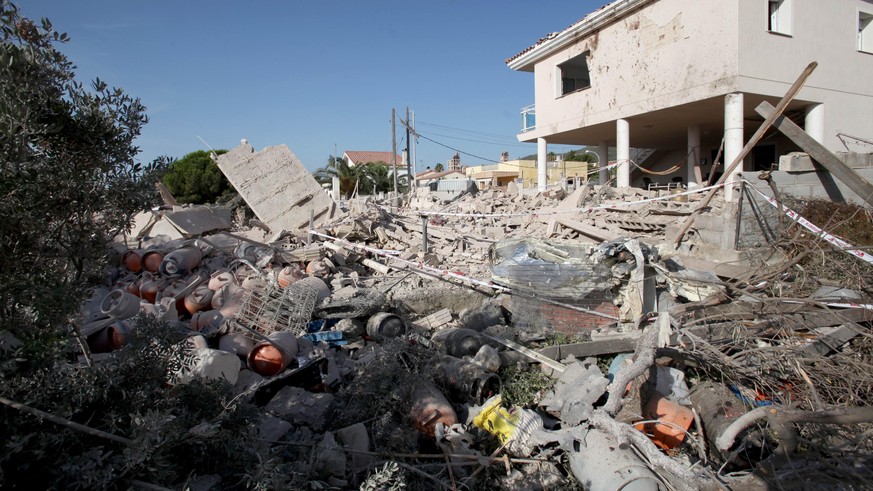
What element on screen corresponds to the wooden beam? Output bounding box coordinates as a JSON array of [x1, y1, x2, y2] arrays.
[[538, 333, 641, 361], [553, 216, 619, 242], [670, 61, 818, 245], [480, 332, 567, 374], [756, 101, 873, 207]]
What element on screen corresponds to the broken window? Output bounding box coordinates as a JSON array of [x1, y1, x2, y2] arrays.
[[859, 11, 873, 53], [558, 52, 591, 96], [768, 0, 792, 36]]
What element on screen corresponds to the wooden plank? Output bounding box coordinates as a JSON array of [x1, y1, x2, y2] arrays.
[[802, 324, 858, 356], [538, 333, 641, 361], [756, 101, 873, 206], [553, 216, 619, 242], [480, 332, 567, 374], [412, 308, 454, 331], [673, 255, 754, 282], [670, 61, 818, 245]]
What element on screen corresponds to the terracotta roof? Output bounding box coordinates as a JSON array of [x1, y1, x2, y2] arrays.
[[343, 150, 403, 166], [504, 2, 617, 65]]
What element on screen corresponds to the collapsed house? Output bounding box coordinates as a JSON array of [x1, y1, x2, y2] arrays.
[[69, 127, 873, 489], [54, 1, 873, 488]]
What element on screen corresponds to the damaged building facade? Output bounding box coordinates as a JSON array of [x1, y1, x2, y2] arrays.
[[509, 0, 873, 199]]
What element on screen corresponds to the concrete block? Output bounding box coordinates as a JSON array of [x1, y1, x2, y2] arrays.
[[779, 152, 815, 172], [837, 152, 873, 169], [216, 141, 343, 233], [791, 171, 832, 186]]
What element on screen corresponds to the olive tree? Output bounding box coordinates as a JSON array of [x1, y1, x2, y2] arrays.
[[0, 2, 166, 351]]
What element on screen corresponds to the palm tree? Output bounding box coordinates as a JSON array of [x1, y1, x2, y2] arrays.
[[313, 156, 361, 198], [359, 162, 408, 194], [434, 162, 444, 172]]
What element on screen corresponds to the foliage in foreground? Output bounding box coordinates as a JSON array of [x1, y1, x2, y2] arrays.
[[0, 318, 266, 489], [0, 1, 166, 353]]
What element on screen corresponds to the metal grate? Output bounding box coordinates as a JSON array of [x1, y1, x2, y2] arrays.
[[233, 281, 318, 336]]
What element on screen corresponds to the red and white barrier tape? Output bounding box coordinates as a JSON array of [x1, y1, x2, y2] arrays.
[[745, 181, 873, 266]]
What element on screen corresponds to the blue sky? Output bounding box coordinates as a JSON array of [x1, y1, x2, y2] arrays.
[[21, 1, 603, 172]]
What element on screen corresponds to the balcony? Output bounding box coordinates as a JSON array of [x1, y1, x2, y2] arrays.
[[521, 104, 536, 132]]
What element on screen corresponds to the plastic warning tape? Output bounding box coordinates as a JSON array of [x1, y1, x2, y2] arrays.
[[745, 181, 873, 266], [410, 180, 731, 219]]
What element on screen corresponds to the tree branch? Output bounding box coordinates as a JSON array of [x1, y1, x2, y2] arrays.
[[0, 396, 133, 446]]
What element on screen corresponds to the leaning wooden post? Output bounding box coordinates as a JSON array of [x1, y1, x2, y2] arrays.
[[670, 61, 818, 246]]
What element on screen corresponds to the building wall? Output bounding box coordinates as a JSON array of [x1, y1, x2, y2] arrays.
[[737, 0, 873, 152], [528, 0, 739, 140], [467, 159, 593, 188]]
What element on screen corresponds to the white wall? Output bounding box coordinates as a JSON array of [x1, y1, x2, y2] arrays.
[[738, 0, 873, 153], [528, 0, 739, 139]]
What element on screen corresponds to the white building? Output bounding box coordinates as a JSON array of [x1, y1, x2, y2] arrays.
[[508, 0, 873, 198]]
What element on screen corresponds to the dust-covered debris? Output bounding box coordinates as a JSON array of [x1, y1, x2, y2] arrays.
[[46, 145, 873, 490]]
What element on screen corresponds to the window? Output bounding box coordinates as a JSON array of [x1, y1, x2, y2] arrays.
[[768, 0, 792, 36], [557, 52, 591, 96], [860, 11, 873, 53]]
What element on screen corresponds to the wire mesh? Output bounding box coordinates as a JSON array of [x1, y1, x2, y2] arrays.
[[233, 280, 318, 336]]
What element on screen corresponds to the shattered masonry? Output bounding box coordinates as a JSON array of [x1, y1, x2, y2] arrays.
[[56, 137, 873, 490]]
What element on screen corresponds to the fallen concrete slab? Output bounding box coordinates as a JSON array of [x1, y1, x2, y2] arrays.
[[163, 206, 233, 237], [216, 141, 343, 233]]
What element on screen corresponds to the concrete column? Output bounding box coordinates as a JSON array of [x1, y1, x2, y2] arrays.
[[598, 140, 609, 185], [723, 93, 744, 201], [331, 176, 341, 201], [805, 103, 824, 144], [537, 137, 547, 191], [687, 125, 701, 188], [616, 119, 630, 188]]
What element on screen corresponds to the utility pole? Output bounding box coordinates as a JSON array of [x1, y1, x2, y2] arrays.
[[405, 107, 411, 193], [392, 108, 398, 196], [411, 109, 417, 189]]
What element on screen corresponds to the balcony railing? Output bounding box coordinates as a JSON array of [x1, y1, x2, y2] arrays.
[[521, 104, 536, 132]]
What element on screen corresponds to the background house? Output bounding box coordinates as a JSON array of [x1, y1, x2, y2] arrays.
[[508, 0, 873, 200], [343, 150, 404, 168], [465, 152, 593, 190]]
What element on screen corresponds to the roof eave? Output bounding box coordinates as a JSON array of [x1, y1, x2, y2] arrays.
[[507, 0, 654, 72]]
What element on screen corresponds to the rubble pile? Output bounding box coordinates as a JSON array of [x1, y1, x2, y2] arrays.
[[62, 141, 873, 489]]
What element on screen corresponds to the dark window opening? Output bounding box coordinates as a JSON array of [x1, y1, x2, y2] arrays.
[[559, 52, 591, 96], [751, 145, 777, 172]]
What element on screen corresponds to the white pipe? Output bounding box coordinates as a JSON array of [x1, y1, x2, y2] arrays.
[[724, 93, 744, 201], [616, 119, 630, 188], [537, 137, 548, 191]]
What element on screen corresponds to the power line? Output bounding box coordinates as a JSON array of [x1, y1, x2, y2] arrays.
[[414, 132, 501, 164], [403, 118, 590, 167], [418, 121, 525, 141], [421, 130, 532, 148]]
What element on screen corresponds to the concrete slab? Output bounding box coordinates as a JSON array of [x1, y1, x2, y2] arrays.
[[147, 219, 185, 241], [216, 141, 343, 233], [163, 206, 233, 237]]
